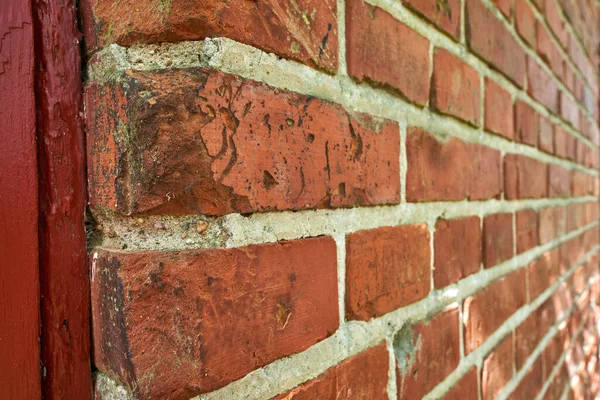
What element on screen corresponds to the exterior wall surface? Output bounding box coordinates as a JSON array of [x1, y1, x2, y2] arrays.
[[83, 0, 600, 399]]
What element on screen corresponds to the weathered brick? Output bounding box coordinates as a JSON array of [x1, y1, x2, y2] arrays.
[[402, 0, 461, 39], [537, 22, 564, 78], [431, 48, 481, 125], [514, 100, 538, 146], [509, 357, 543, 399], [548, 164, 571, 197], [544, 0, 568, 48], [485, 78, 514, 139], [539, 206, 566, 243], [80, 0, 338, 71], [442, 368, 479, 399], [275, 343, 389, 399], [539, 115, 554, 153], [464, 269, 527, 353], [515, 301, 555, 370], [554, 126, 576, 160], [86, 68, 400, 216], [90, 237, 339, 399], [396, 309, 460, 399], [483, 213, 514, 268], [345, 224, 430, 321], [572, 171, 591, 196], [346, 0, 430, 105], [406, 127, 502, 201], [492, 0, 514, 17], [560, 92, 580, 129], [516, 0, 537, 47], [504, 154, 548, 199], [434, 217, 481, 288], [527, 56, 559, 112], [516, 209, 538, 254], [466, 0, 526, 86], [529, 250, 560, 300], [481, 335, 514, 400]]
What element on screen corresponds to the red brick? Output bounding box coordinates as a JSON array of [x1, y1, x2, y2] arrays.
[[529, 250, 560, 300], [539, 115, 554, 153], [80, 0, 338, 71], [275, 343, 389, 400], [485, 78, 514, 139], [537, 22, 564, 78], [516, 209, 539, 254], [406, 127, 502, 201], [346, 0, 430, 105], [466, 0, 526, 86], [504, 154, 548, 199], [515, 301, 556, 370], [345, 224, 430, 321], [527, 56, 559, 112], [483, 213, 514, 268], [86, 68, 400, 216], [560, 93, 580, 129], [90, 237, 339, 399], [509, 357, 543, 399], [434, 217, 481, 288], [492, 0, 514, 17], [514, 100, 539, 146], [516, 0, 537, 47], [539, 206, 566, 243], [464, 269, 527, 353], [396, 309, 460, 399], [554, 126, 576, 160], [481, 335, 514, 400], [572, 171, 591, 196], [543, 365, 569, 399], [402, 0, 461, 39], [548, 164, 571, 197], [442, 368, 479, 400], [431, 48, 481, 125], [544, 0, 568, 48]]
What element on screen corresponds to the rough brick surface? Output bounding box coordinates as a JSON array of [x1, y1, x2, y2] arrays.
[[347, 0, 430, 105], [527, 56, 559, 112], [483, 213, 514, 268], [406, 127, 502, 201], [431, 48, 481, 125], [485, 78, 514, 139], [466, 0, 526, 86], [504, 154, 548, 199], [274, 343, 389, 399], [403, 0, 461, 39], [443, 368, 479, 399], [482, 335, 514, 400], [345, 224, 430, 321], [91, 237, 339, 399], [86, 68, 400, 216], [80, 0, 338, 71], [434, 217, 482, 288], [396, 309, 461, 399], [464, 269, 527, 353], [516, 209, 539, 254], [514, 100, 538, 146]]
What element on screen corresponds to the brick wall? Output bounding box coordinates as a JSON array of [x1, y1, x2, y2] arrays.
[[82, 0, 600, 398]]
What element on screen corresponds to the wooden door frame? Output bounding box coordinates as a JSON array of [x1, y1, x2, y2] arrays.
[[1, 1, 91, 398]]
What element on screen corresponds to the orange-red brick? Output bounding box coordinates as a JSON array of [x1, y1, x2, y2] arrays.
[[345, 224, 430, 321], [402, 0, 461, 40], [275, 343, 389, 400], [483, 213, 514, 268], [431, 48, 481, 125], [86, 68, 400, 216], [406, 127, 502, 201], [485, 78, 514, 139], [504, 154, 548, 199], [91, 237, 339, 399], [346, 0, 430, 105]]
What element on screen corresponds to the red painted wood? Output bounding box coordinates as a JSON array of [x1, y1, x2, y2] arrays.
[[33, 0, 92, 398], [0, 2, 42, 399]]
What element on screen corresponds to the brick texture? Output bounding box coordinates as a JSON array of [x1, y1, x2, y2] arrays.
[[82, 0, 600, 397], [91, 238, 339, 398], [345, 224, 430, 321]]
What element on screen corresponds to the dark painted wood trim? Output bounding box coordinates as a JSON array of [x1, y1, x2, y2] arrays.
[[33, 0, 92, 398]]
